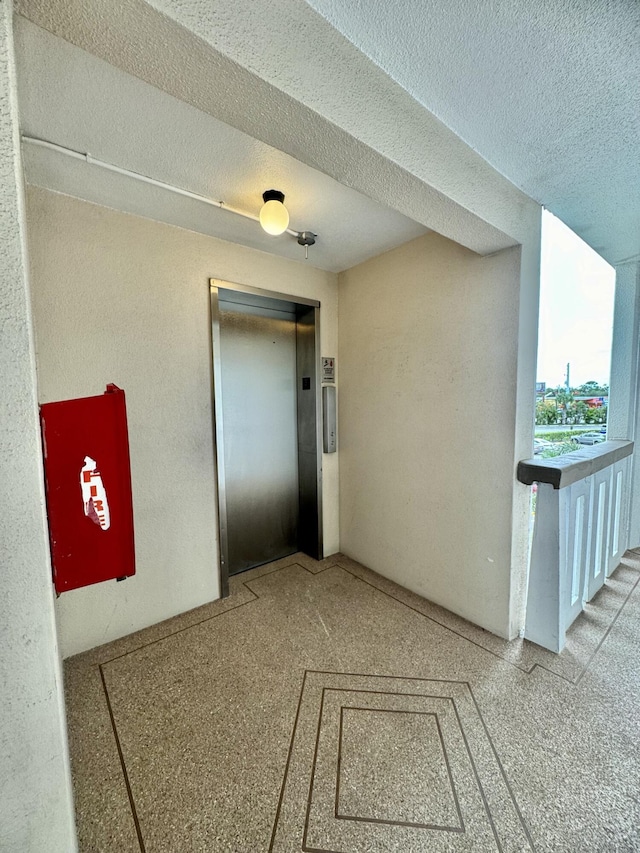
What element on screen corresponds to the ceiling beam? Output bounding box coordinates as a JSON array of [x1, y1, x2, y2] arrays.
[[17, 0, 540, 255]]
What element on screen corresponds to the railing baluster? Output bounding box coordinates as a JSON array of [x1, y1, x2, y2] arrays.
[[518, 440, 633, 652]]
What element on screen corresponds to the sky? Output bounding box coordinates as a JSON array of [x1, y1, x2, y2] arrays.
[[536, 210, 615, 389]]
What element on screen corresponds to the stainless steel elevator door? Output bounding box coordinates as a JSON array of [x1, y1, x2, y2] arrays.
[[218, 299, 299, 574]]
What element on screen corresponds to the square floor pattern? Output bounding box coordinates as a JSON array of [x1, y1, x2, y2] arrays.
[[63, 551, 640, 852]]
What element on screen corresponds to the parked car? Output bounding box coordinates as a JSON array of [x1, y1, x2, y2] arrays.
[[575, 431, 605, 445], [533, 438, 554, 455]]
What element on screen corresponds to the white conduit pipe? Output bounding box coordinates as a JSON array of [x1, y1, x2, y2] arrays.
[[21, 135, 302, 239]]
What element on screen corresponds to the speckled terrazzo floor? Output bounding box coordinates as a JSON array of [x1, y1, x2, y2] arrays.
[[64, 551, 640, 852]]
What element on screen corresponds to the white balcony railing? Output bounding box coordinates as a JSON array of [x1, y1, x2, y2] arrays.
[[517, 440, 634, 653]]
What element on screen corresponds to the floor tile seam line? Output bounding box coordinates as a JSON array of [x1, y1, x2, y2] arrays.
[[80, 558, 327, 668], [330, 700, 466, 833], [98, 664, 147, 853], [315, 685, 475, 841], [98, 590, 260, 667], [302, 687, 327, 850], [333, 561, 534, 675], [304, 557, 341, 570], [527, 663, 577, 686], [573, 567, 640, 686], [268, 669, 309, 853], [241, 560, 336, 595], [70, 560, 362, 669], [466, 686, 537, 851], [245, 557, 338, 584], [333, 703, 463, 829], [448, 698, 503, 853], [324, 687, 462, 704], [306, 668, 475, 688], [338, 704, 440, 716], [334, 560, 627, 685], [333, 812, 465, 832], [241, 560, 313, 585], [333, 706, 344, 819], [304, 563, 339, 575], [280, 673, 519, 853], [526, 618, 640, 686], [434, 710, 466, 832]]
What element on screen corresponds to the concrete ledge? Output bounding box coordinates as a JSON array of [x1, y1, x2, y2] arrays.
[[517, 440, 634, 489]]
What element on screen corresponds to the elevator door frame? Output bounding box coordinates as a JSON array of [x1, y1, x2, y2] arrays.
[[209, 278, 323, 596]]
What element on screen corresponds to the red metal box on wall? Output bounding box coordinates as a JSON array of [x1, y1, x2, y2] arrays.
[[40, 384, 136, 593]]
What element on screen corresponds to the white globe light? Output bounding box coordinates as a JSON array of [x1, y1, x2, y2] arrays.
[[259, 192, 290, 236]]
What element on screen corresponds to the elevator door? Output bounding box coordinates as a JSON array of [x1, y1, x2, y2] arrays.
[[218, 298, 299, 575]]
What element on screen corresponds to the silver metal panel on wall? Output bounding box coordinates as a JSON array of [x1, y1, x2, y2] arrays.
[[297, 305, 323, 559], [210, 280, 323, 587], [209, 288, 230, 594], [322, 385, 337, 453]]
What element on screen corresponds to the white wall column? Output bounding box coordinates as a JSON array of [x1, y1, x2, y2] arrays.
[[0, 2, 77, 849], [609, 261, 640, 547], [508, 217, 542, 637]]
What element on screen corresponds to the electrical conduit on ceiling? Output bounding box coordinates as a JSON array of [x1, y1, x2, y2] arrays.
[[21, 136, 317, 256]]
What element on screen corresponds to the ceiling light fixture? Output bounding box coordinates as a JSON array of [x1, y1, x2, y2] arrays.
[[20, 138, 319, 258], [259, 189, 290, 236]]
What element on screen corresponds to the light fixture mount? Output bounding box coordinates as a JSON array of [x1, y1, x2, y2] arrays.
[[262, 189, 285, 205], [297, 231, 316, 247], [297, 231, 317, 259]]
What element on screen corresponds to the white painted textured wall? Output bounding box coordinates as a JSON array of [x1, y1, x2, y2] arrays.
[[0, 6, 76, 851], [27, 187, 339, 658], [508, 226, 541, 636], [338, 232, 523, 638]]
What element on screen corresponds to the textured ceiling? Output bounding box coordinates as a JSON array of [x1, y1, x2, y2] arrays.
[[305, 0, 640, 266], [17, 0, 637, 264], [16, 0, 535, 258], [15, 18, 428, 273]]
